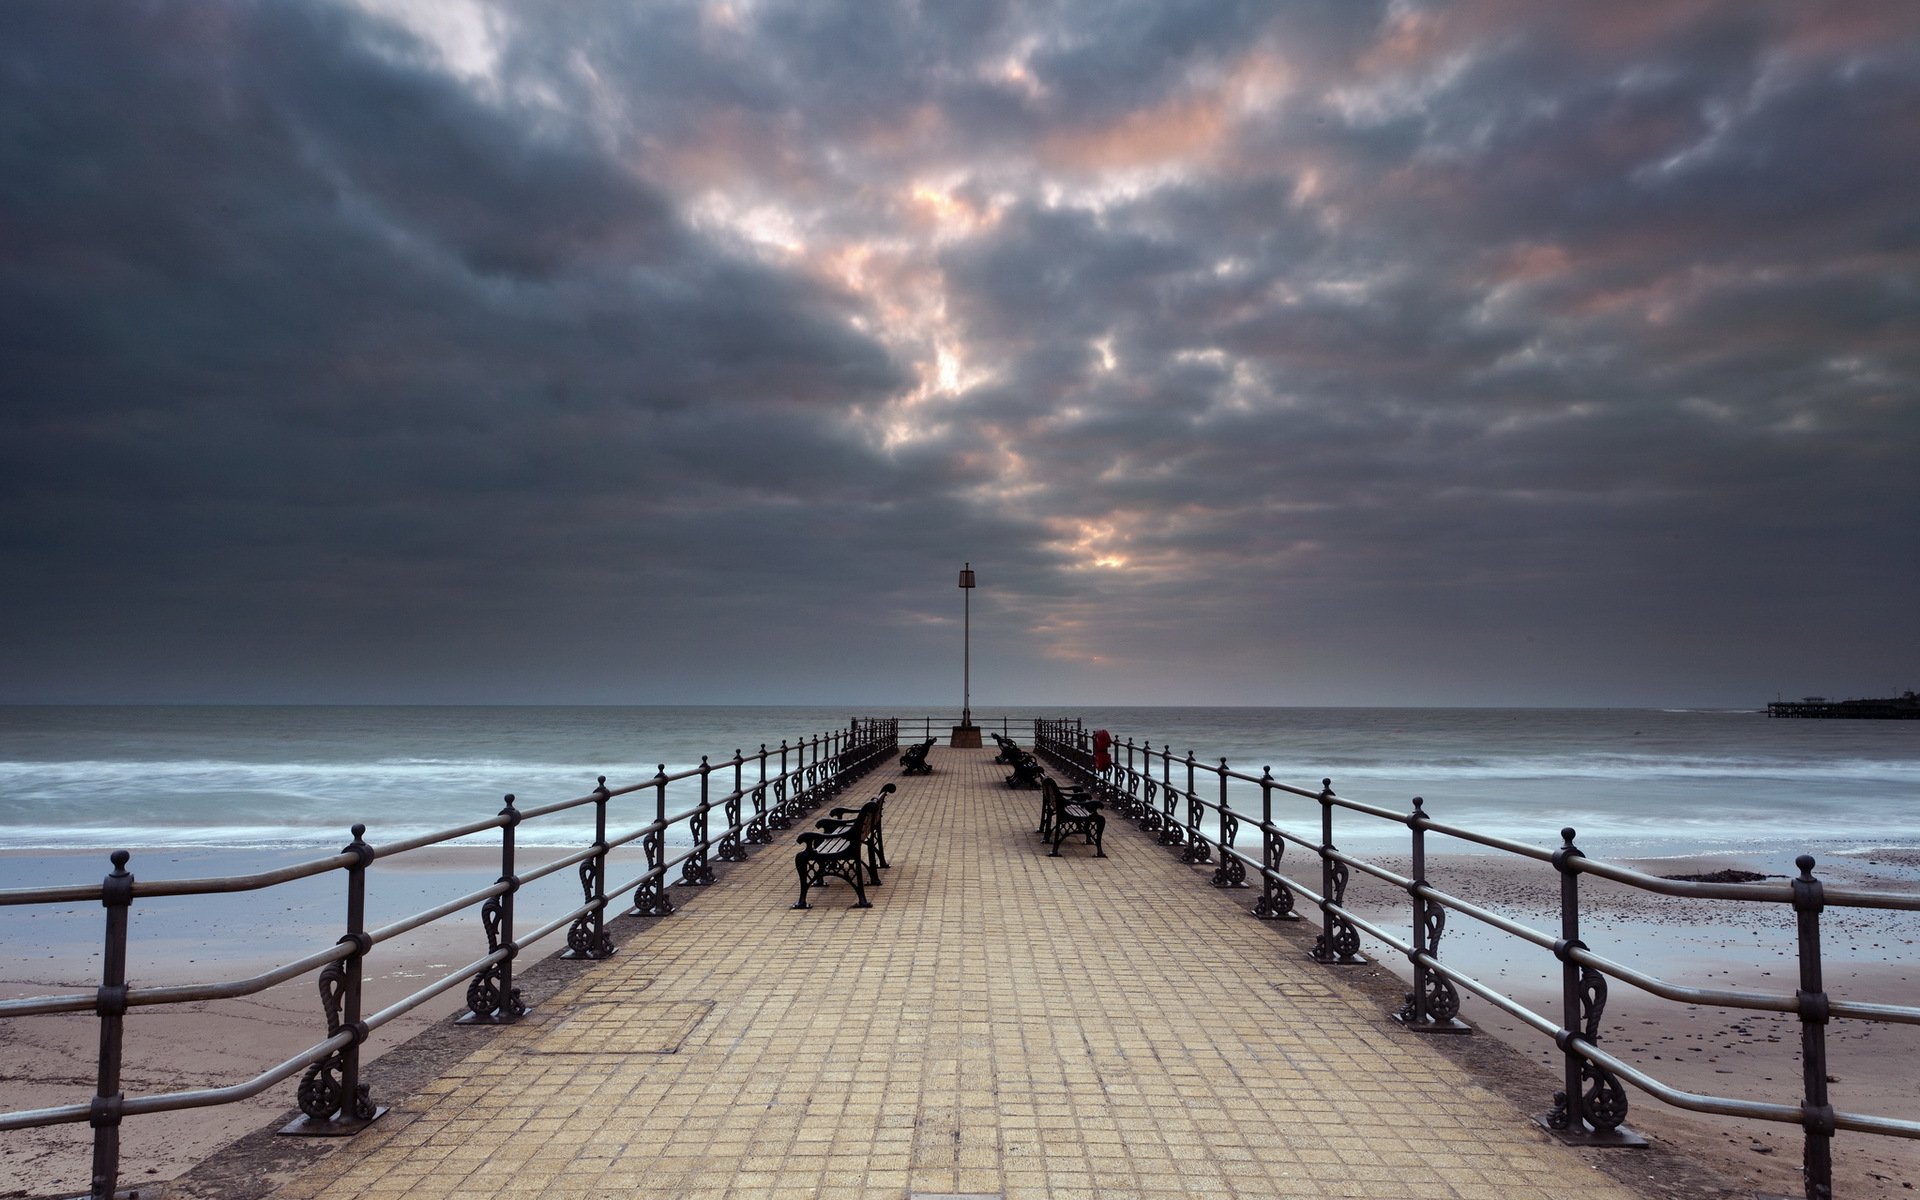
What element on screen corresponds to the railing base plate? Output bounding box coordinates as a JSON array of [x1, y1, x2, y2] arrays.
[[1390, 1012, 1473, 1035], [454, 1008, 530, 1026], [1531, 1116, 1647, 1148], [1306, 952, 1370, 966], [278, 1106, 387, 1137]]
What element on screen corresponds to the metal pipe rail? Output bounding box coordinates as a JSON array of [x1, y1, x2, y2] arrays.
[[892, 713, 1056, 744], [1032, 718, 1920, 1200], [0, 717, 900, 1200]]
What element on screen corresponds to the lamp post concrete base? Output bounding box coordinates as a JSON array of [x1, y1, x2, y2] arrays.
[[949, 724, 982, 748]]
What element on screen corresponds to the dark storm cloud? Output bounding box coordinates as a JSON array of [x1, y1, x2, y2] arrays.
[[0, 0, 941, 701], [2, 0, 1916, 704]]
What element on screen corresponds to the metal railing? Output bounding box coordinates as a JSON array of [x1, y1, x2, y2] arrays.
[[0, 718, 899, 1200], [1033, 719, 1920, 1200], [891, 713, 1056, 743]]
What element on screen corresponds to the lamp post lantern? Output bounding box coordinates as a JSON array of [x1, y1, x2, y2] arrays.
[[952, 563, 981, 747]]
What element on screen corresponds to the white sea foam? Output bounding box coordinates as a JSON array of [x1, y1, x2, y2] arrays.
[[3, 706, 1917, 854]]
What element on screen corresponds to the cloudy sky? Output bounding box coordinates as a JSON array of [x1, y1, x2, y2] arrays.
[[3, 1, 1916, 707]]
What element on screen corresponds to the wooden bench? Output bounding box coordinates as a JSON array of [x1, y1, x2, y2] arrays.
[[899, 738, 936, 775], [1006, 753, 1045, 789], [823, 782, 894, 872], [1039, 775, 1106, 857], [792, 794, 886, 909], [991, 733, 1022, 764]]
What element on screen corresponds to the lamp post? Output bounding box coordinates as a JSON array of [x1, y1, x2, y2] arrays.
[[952, 563, 980, 747]]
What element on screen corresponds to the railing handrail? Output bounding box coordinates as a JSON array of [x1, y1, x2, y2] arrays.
[[1028, 718, 1920, 1200], [0, 717, 902, 1200]]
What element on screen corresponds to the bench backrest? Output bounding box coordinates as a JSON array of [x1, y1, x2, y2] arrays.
[[842, 798, 881, 843], [1040, 774, 1063, 811]]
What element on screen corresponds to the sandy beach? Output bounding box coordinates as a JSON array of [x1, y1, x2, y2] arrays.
[[0, 845, 572, 1198], [4, 841, 1918, 1198]]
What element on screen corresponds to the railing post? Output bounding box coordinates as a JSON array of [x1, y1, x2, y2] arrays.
[[774, 738, 792, 826], [1124, 737, 1145, 824], [1158, 744, 1182, 846], [564, 782, 615, 959], [683, 757, 715, 885], [719, 750, 748, 862], [1251, 769, 1295, 919], [286, 825, 384, 1134], [801, 734, 813, 808], [341, 828, 368, 1103], [635, 766, 675, 916], [1540, 827, 1639, 1144], [783, 733, 798, 817], [88, 850, 133, 1200], [464, 794, 534, 1017], [748, 743, 771, 844], [1210, 759, 1245, 887], [809, 733, 823, 803], [1394, 798, 1466, 1033], [1181, 750, 1210, 864], [798, 735, 812, 808], [1308, 780, 1364, 965], [1793, 855, 1834, 1200]]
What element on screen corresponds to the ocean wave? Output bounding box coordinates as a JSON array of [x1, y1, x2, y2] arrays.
[[1278, 755, 1920, 784], [0, 756, 659, 787], [7, 706, 1919, 855], [0, 816, 697, 852]]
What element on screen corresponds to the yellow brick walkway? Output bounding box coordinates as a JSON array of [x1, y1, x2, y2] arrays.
[[268, 747, 1647, 1200]]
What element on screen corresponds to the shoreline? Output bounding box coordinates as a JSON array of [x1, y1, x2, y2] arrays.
[[4, 845, 1919, 1197]]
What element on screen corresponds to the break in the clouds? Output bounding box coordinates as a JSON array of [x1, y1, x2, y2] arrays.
[[2, 0, 1916, 706]]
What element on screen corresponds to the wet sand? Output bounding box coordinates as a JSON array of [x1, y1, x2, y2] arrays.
[[4, 843, 1918, 1197]]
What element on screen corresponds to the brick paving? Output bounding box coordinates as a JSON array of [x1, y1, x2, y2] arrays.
[[265, 746, 1648, 1200]]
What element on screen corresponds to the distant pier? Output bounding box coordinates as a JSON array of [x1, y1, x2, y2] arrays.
[[1767, 691, 1920, 718]]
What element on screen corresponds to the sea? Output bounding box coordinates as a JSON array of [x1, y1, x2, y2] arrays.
[[2, 704, 1916, 864]]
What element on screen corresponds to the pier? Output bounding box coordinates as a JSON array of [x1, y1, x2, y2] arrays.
[[235, 745, 1652, 1200], [1767, 693, 1920, 719]]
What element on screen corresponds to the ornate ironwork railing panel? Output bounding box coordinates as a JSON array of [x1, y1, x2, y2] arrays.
[[0, 716, 901, 1200], [1030, 719, 1920, 1200]]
